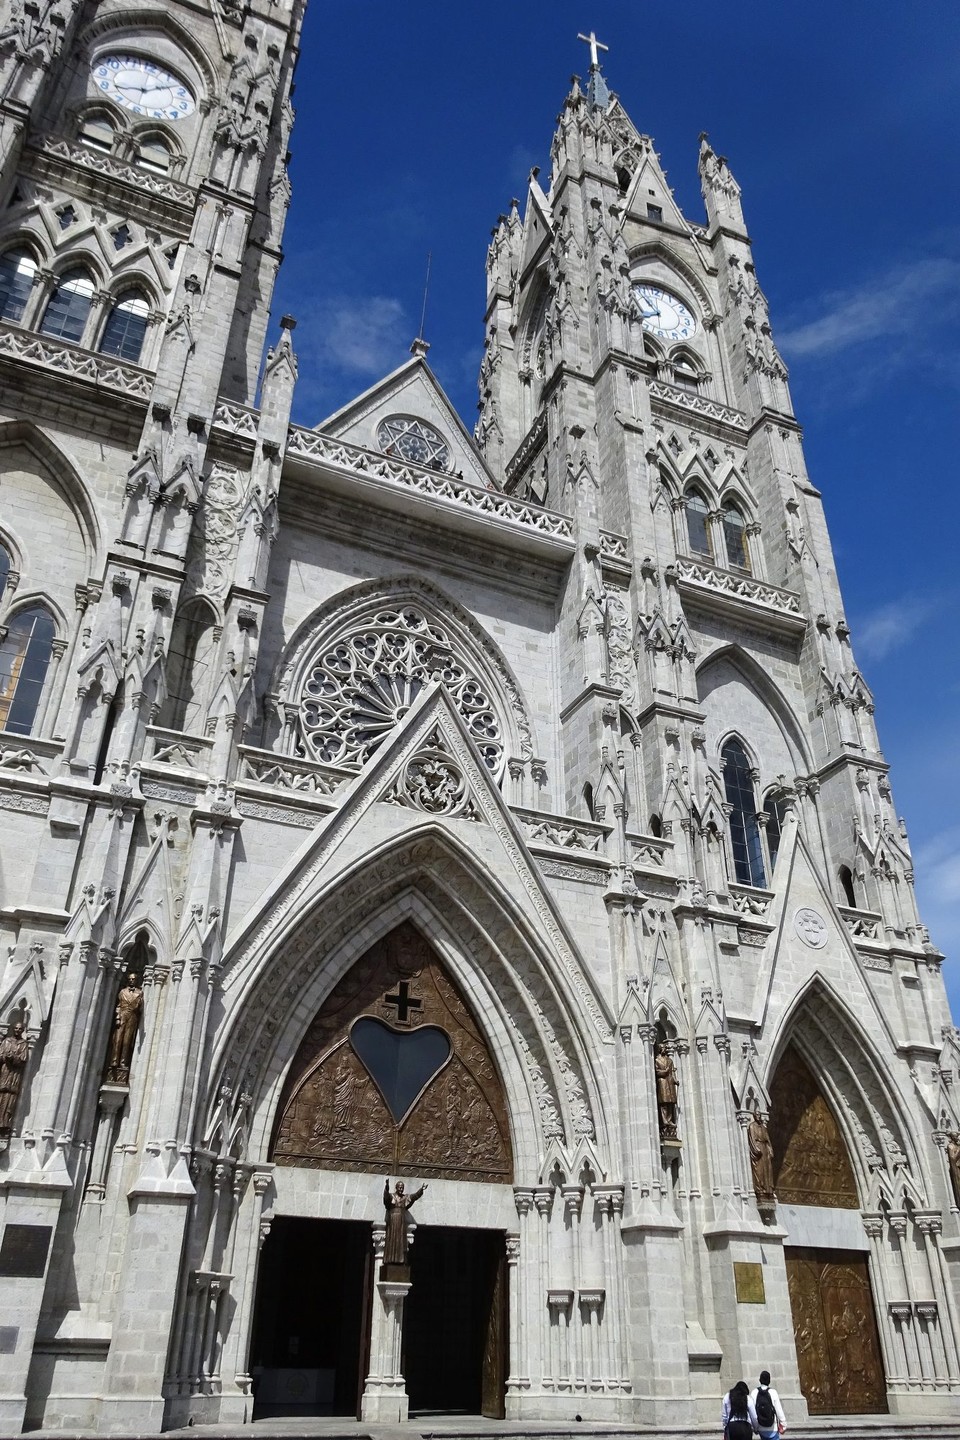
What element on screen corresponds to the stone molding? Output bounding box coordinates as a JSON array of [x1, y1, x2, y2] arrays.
[[0, 323, 153, 400], [649, 378, 748, 431], [285, 425, 574, 552], [674, 555, 807, 635]]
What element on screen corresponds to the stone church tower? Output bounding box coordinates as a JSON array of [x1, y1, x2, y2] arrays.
[[0, 4, 957, 1431]]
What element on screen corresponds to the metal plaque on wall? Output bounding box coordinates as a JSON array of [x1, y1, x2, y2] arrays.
[[0, 1224, 52, 1278]]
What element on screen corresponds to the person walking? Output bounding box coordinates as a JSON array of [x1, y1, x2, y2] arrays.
[[721, 1379, 757, 1439], [750, 1370, 786, 1438]]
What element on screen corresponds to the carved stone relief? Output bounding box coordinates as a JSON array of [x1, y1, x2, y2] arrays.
[[271, 922, 513, 1183]]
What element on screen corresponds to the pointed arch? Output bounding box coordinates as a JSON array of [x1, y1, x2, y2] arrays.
[[269, 920, 514, 1183], [764, 976, 922, 1201], [212, 827, 612, 1183], [697, 643, 811, 776], [0, 420, 101, 567], [79, 10, 221, 104], [159, 596, 219, 732], [627, 239, 717, 325]]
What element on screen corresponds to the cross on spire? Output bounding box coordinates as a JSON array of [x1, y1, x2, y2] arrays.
[[577, 30, 609, 69]]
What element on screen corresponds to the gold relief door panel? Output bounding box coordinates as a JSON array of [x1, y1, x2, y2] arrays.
[[271, 922, 513, 1184], [771, 1043, 859, 1208], [786, 1248, 887, 1415]]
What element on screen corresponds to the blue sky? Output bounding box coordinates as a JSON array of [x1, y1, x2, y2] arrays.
[[271, 2, 960, 1014]]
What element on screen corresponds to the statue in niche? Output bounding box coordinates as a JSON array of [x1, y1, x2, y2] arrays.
[[0, 1021, 29, 1133], [382, 1177, 426, 1269], [654, 1043, 678, 1139], [947, 1132, 960, 1210], [105, 972, 143, 1085], [748, 1104, 776, 1204]]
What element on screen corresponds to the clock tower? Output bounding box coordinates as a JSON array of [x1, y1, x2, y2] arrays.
[[0, 0, 302, 1432]]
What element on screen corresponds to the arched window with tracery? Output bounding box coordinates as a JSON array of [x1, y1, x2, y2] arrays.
[[0, 604, 55, 735], [722, 737, 765, 887], [0, 248, 38, 324], [160, 600, 218, 732], [673, 356, 700, 392], [722, 501, 751, 572], [0, 541, 11, 600], [99, 290, 150, 362], [685, 489, 712, 560], [40, 268, 95, 344]]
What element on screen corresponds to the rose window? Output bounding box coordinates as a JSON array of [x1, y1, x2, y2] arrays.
[[377, 415, 449, 470], [298, 607, 503, 775]]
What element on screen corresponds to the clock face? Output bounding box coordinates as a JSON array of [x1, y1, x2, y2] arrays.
[[92, 54, 195, 121], [632, 284, 697, 341]]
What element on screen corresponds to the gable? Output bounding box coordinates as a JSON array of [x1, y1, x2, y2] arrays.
[[316, 357, 497, 492]]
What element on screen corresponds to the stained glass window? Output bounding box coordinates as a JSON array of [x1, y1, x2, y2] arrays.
[[99, 291, 149, 362], [722, 738, 766, 887], [40, 269, 95, 344], [723, 502, 751, 572], [0, 249, 37, 324], [685, 490, 712, 559], [0, 605, 55, 735]]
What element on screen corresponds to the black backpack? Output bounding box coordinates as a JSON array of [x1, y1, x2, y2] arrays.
[[755, 1386, 776, 1428]]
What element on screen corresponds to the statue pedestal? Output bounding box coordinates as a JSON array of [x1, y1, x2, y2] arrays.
[[360, 1279, 411, 1423], [660, 1136, 683, 1165]]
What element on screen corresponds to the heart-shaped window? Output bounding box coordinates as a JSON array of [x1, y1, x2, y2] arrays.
[[349, 1016, 451, 1124]]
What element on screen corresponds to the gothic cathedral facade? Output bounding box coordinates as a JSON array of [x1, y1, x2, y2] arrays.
[[0, 1, 957, 1433]]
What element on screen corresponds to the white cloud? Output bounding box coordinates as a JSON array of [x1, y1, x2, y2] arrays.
[[304, 294, 408, 377], [855, 595, 937, 660], [780, 257, 960, 360], [914, 827, 960, 992]]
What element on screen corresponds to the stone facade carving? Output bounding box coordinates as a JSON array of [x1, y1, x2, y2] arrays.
[[0, 20, 954, 1436]]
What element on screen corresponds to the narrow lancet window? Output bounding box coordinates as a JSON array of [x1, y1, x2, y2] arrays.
[[722, 737, 766, 887]]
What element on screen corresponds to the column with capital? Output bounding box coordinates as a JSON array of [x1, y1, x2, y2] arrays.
[[206, 1166, 272, 1426], [532, 1187, 554, 1392], [562, 1185, 585, 1389], [505, 1230, 522, 1403], [593, 1184, 627, 1393], [914, 1213, 960, 1386], [509, 1188, 535, 1407], [887, 1212, 924, 1383], [861, 1212, 904, 1392], [360, 1224, 410, 1423]]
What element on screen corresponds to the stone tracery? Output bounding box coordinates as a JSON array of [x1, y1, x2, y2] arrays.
[[296, 602, 505, 776]]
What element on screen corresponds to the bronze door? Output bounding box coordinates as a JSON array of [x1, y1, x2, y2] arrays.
[[785, 1248, 887, 1414]]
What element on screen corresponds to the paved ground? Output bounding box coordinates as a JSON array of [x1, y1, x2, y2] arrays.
[[22, 1417, 960, 1440]]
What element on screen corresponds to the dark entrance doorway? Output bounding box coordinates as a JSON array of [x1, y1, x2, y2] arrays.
[[250, 1217, 371, 1418], [404, 1226, 506, 1417], [786, 1247, 888, 1414]]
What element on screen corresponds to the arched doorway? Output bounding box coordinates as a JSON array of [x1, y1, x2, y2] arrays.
[[250, 922, 513, 1419], [771, 1043, 887, 1415]]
